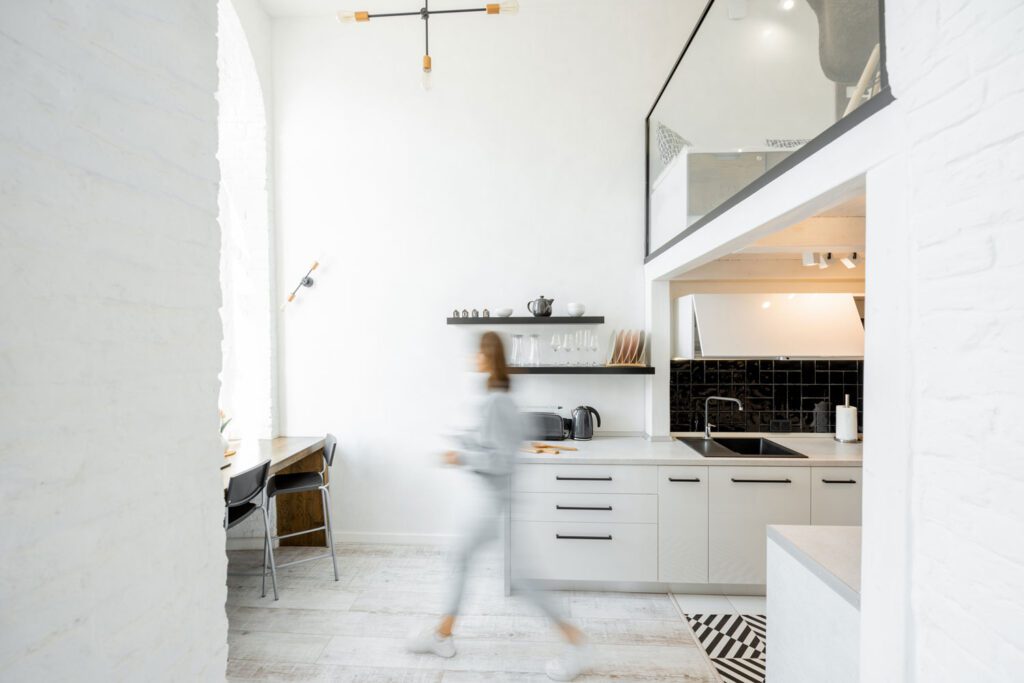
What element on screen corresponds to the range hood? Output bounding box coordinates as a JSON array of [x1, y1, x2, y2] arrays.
[[674, 293, 864, 359]]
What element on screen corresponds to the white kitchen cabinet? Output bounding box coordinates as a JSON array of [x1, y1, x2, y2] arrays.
[[810, 467, 862, 525], [511, 521, 658, 582], [512, 464, 657, 494], [709, 466, 810, 584], [658, 466, 709, 583], [513, 491, 657, 524]]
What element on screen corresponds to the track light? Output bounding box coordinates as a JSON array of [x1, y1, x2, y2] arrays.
[[802, 252, 817, 267], [819, 252, 831, 269], [841, 252, 859, 269]]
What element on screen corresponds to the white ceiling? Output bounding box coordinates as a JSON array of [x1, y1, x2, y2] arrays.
[[258, 0, 565, 18], [817, 194, 866, 217]]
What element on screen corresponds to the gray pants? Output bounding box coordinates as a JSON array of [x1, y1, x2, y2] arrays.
[[443, 477, 563, 623]]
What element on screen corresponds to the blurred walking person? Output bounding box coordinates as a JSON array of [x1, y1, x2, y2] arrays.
[[407, 331, 588, 681]]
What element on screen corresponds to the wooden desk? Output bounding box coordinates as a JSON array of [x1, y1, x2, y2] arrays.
[[222, 436, 329, 547]]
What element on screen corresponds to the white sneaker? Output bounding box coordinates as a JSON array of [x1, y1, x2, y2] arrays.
[[406, 627, 456, 658], [545, 644, 589, 681]]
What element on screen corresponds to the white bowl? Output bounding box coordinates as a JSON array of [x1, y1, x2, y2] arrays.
[[495, 308, 513, 317], [566, 303, 586, 317]]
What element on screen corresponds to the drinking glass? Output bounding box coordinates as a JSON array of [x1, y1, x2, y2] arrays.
[[550, 333, 561, 365], [589, 330, 600, 365], [527, 334, 540, 367], [510, 334, 523, 366], [563, 332, 574, 365]]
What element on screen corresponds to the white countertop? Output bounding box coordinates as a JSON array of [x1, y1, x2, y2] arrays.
[[768, 525, 862, 608], [517, 433, 863, 466]]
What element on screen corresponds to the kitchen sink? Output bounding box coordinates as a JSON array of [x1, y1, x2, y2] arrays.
[[677, 436, 807, 458]]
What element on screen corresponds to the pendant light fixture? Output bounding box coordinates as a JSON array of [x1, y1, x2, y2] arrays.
[[338, 1, 519, 90]]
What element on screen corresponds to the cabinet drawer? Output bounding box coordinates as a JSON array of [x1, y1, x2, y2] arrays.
[[658, 466, 709, 583], [511, 521, 657, 582], [709, 466, 810, 584], [811, 466, 862, 525], [513, 464, 657, 494], [513, 492, 657, 524]]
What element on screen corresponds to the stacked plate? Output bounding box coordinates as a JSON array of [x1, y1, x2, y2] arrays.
[[606, 329, 648, 366]]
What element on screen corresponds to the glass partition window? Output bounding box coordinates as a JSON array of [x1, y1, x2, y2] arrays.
[[647, 0, 885, 256]]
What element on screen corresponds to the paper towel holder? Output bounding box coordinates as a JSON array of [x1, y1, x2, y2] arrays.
[[833, 394, 861, 443]]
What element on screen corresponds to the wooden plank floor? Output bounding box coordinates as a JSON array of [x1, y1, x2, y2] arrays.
[[226, 544, 720, 682]]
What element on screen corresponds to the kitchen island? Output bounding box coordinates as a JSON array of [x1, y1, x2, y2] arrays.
[[508, 433, 862, 592], [767, 525, 861, 683]]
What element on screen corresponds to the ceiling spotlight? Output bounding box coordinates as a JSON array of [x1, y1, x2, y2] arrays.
[[780, 0, 795, 10], [818, 252, 831, 269], [802, 251, 817, 267], [840, 252, 859, 269]]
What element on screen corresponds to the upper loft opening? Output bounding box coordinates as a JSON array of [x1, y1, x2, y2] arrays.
[[646, 0, 889, 260]]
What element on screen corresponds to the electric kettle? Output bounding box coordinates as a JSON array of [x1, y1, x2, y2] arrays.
[[571, 406, 601, 441]]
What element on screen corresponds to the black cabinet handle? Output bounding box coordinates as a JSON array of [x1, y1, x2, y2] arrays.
[[555, 505, 612, 511], [822, 479, 857, 484], [555, 476, 612, 481], [731, 478, 792, 484], [556, 534, 613, 540], [668, 477, 701, 483]]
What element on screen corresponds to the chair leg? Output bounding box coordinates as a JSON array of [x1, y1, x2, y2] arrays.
[[260, 504, 279, 600], [261, 517, 269, 598], [321, 487, 339, 581]]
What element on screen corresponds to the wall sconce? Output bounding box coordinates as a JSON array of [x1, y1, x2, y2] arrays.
[[281, 261, 319, 310]]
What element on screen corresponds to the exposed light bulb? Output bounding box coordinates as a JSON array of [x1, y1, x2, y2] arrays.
[[801, 251, 817, 267], [337, 10, 369, 22], [840, 252, 859, 269], [761, 300, 772, 309], [780, 0, 795, 10], [421, 55, 433, 91], [500, 0, 519, 14]]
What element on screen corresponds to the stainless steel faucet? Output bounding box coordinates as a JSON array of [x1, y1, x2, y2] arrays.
[[704, 396, 744, 440]]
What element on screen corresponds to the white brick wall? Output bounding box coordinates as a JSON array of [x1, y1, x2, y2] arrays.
[[878, 1, 1024, 680], [0, 2, 228, 680]]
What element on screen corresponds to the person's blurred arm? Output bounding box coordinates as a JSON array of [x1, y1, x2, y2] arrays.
[[455, 397, 520, 476]]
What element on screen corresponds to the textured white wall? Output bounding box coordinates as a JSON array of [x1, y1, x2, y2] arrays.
[[272, 0, 698, 540], [0, 1, 227, 680], [877, 1, 1024, 680]]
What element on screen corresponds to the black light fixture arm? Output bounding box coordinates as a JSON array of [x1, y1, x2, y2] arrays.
[[366, 6, 486, 20]]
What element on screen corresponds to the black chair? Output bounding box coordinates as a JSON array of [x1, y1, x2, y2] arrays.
[[266, 434, 339, 580], [224, 460, 278, 600]]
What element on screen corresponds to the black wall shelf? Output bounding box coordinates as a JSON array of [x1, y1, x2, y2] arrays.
[[508, 366, 654, 375], [447, 316, 604, 325]]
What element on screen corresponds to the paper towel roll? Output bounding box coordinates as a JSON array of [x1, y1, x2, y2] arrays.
[[836, 405, 859, 442]]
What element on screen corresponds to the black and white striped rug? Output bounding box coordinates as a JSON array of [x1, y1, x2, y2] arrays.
[[686, 613, 766, 683]]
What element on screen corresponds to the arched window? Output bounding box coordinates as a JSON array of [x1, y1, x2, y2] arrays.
[[217, 0, 275, 440]]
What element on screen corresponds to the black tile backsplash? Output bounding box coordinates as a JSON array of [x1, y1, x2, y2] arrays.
[[671, 359, 864, 434]]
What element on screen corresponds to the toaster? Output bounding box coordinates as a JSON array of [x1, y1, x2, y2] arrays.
[[524, 412, 571, 441]]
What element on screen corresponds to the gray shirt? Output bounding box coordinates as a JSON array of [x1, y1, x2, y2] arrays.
[[457, 391, 523, 478]]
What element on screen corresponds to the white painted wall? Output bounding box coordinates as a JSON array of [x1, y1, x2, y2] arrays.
[[272, 0, 698, 540], [0, 1, 227, 680]]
